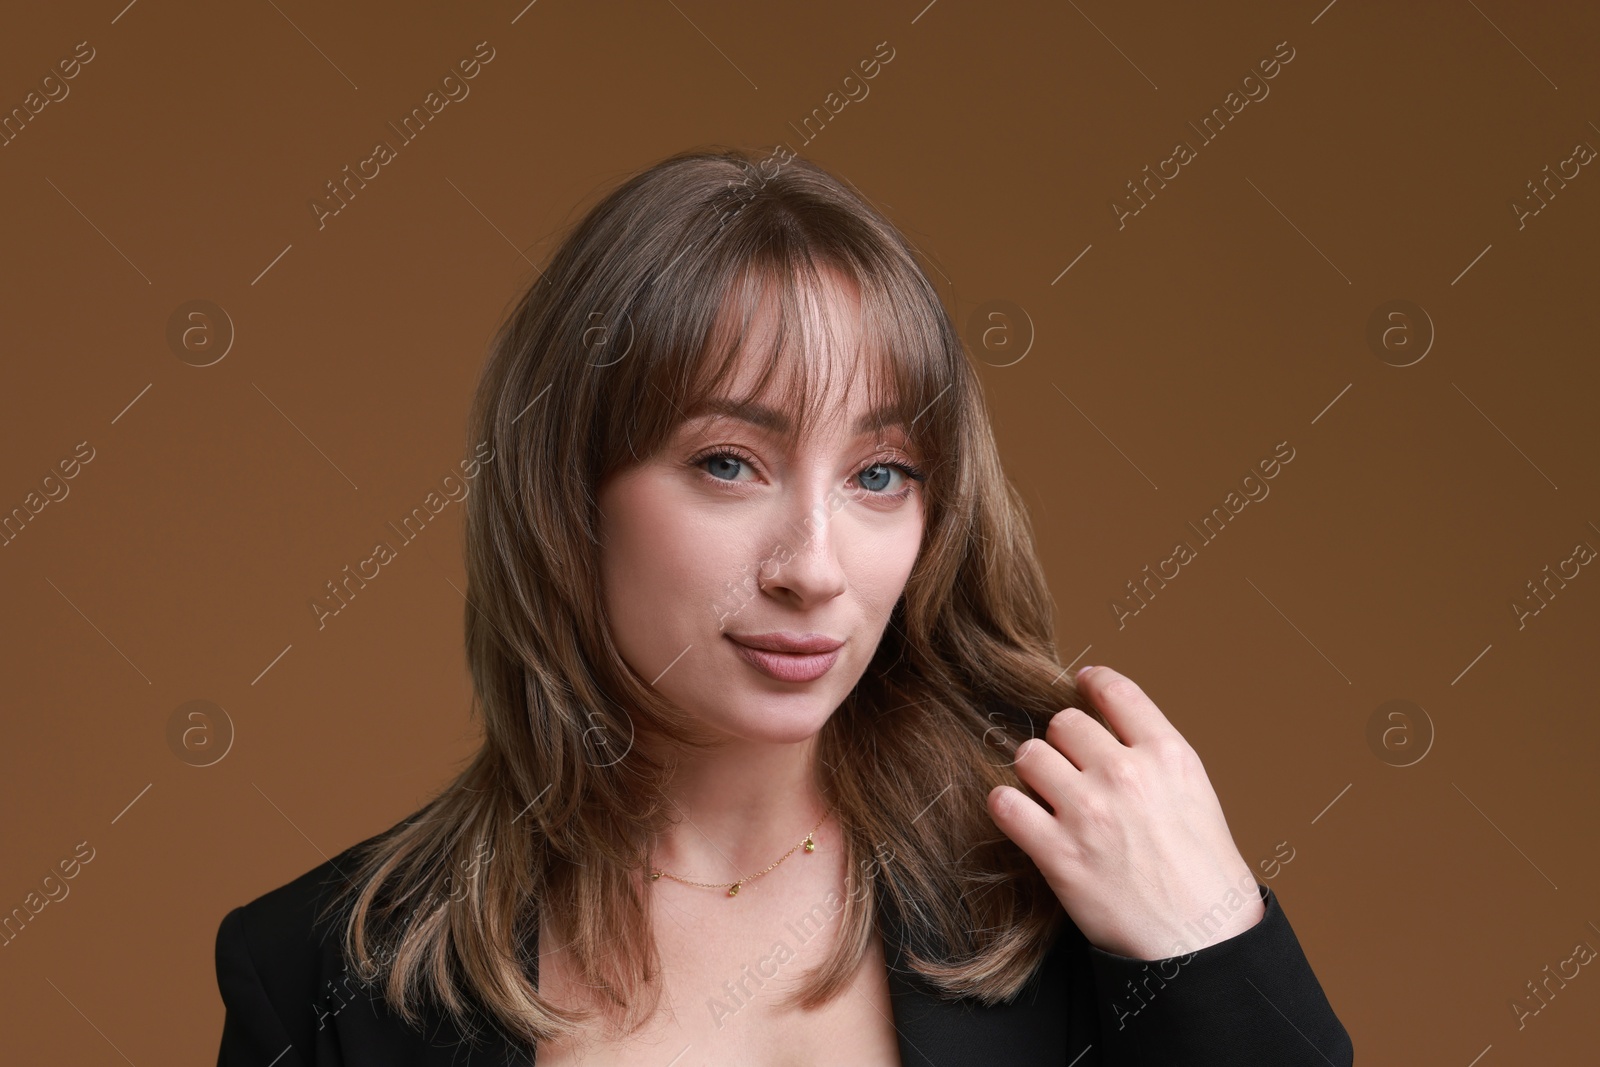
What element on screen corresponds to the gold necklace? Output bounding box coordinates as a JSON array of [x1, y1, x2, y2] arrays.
[[648, 808, 830, 897]]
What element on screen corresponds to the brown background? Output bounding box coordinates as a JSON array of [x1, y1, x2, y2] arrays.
[[2, 0, 1597, 1062]]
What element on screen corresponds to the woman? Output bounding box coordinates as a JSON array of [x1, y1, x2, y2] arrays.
[[214, 146, 1353, 1065]]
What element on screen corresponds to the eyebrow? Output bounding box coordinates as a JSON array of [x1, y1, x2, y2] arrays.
[[684, 397, 908, 436]]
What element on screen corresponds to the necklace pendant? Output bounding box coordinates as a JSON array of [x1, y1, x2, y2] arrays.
[[803, 833, 815, 853], [727, 882, 741, 897]]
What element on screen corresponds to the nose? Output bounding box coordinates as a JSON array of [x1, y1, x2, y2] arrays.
[[755, 481, 848, 609]]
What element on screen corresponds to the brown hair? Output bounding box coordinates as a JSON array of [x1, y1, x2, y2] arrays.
[[320, 144, 1091, 1050]]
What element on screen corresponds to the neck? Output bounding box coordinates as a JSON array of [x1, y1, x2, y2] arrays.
[[648, 732, 829, 880]]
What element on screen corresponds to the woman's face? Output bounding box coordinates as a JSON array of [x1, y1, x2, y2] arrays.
[[595, 276, 926, 747]]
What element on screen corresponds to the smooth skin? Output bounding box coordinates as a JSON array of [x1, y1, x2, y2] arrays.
[[987, 664, 1266, 961]]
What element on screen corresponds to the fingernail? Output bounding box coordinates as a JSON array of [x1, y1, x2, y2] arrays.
[[1075, 665, 1097, 681]]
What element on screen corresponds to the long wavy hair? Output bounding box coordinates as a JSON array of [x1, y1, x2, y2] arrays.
[[320, 145, 1093, 1050]]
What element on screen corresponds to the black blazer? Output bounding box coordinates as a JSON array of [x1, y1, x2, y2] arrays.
[[215, 828, 1353, 1066]]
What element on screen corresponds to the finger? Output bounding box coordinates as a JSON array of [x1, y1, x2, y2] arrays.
[[986, 784, 1068, 866], [1010, 733, 1080, 816], [1043, 705, 1127, 773], [1074, 666, 1172, 747]]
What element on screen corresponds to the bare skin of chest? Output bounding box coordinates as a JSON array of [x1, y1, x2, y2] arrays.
[[533, 864, 902, 1067]]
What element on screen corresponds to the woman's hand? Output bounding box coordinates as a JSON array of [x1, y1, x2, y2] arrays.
[[986, 665, 1265, 961]]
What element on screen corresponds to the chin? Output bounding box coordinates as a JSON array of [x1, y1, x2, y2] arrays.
[[724, 697, 838, 744]]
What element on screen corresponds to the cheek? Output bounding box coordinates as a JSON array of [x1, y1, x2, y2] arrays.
[[598, 474, 736, 631], [842, 511, 923, 606]]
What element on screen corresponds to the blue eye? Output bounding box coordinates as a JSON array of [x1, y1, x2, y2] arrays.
[[857, 459, 926, 496], [858, 463, 901, 493], [704, 453, 745, 481]]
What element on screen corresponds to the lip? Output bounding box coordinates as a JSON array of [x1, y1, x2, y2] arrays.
[[727, 632, 845, 654], [726, 634, 842, 683]]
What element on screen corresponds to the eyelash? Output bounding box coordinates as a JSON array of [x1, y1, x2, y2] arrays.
[[688, 446, 926, 502]]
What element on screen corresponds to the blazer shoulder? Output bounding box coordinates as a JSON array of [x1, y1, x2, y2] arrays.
[[213, 828, 398, 1057], [219, 835, 374, 968], [215, 817, 535, 1065]]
